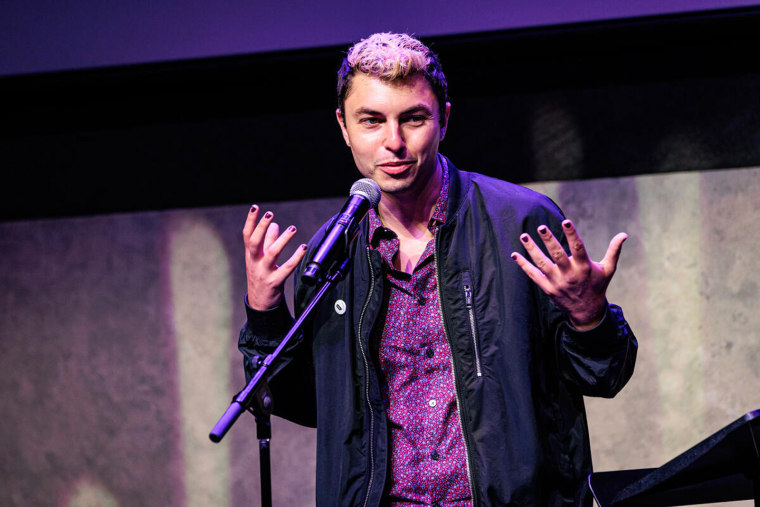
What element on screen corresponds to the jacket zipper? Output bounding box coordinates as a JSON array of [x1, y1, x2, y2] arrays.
[[462, 272, 483, 377], [434, 230, 478, 504], [358, 246, 377, 507]]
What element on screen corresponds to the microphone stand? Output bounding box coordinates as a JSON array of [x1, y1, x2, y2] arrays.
[[209, 256, 352, 506]]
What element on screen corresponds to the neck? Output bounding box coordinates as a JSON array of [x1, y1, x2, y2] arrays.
[[377, 157, 443, 237]]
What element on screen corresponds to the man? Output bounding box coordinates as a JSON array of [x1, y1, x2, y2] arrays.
[[239, 33, 637, 506]]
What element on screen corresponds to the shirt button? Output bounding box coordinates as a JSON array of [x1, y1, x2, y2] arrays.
[[426, 347, 434, 358], [428, 399, 437, 407], [431, 451, 440, 461]]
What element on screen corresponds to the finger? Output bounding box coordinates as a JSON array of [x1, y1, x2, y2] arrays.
[[536, 225, 570, 271], [510, 251, 554, 295], [242, 204, 259, 240], [266, 224, 298, 261], [276, 243, 309, 279], [250, 210, 274, 252], [600, 232, 628, 274], [263, 222, 280, 253], [561, 219, 590, 263], [519, 232, 556, 277]]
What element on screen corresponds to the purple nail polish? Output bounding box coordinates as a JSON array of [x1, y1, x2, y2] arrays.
[[288, 226, 296, 232], [563, 221, 572, 229], [538, 226, 548, 234], [250, 204, 258, 213], [521, 234, 529, 243], [264, 211, 273, 219]]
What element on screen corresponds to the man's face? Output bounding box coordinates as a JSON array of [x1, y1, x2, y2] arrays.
[[336, 73, 450, 198]]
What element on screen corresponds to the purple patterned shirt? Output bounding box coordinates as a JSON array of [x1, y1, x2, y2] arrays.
[[368, 162, 473, 506]]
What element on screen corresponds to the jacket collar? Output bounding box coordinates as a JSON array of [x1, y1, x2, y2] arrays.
[[439, 154, 469, 228]]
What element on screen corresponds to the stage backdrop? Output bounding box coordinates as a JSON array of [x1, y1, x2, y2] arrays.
[[3, 0, 759, 76], [1, 164, 758, 506]]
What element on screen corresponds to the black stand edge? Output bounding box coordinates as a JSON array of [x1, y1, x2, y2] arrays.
[[589, 409, 760, 506]]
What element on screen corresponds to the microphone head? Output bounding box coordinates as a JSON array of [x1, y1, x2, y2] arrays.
[[350, 178, 381, 209]]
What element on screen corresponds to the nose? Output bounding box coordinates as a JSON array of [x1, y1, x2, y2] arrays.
[[383, 121, 405, 154]]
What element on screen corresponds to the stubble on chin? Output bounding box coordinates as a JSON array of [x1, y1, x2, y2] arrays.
[[372, 172, 420, 197]]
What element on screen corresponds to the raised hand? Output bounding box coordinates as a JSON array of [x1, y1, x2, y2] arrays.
[[510, 219, 627, 330], [243, 205, 308, 311]]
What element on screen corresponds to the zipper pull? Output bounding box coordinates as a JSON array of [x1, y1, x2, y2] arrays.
[[464, 284, 473, 308]]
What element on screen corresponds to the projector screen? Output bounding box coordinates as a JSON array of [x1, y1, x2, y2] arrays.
[[1, 0, 759, 76]]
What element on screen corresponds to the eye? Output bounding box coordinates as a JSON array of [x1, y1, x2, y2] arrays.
[[403, 114, 429, 125], [359, 117, 382, 125]]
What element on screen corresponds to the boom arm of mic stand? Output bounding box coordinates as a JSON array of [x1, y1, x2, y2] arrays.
[[209, 256, 352, 443]]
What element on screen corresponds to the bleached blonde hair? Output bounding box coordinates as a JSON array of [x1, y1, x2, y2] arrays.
[[337, 32, 448, 120]]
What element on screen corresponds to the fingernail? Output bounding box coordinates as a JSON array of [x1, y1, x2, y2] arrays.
[[250, 204, 258, 213], [288, 226, 296, 232], [510, 252, 518, 260], [521, 234, 529, 243], [301, 244, 308, 250], [538, 226, 548, 234], [264, 211, 273, 219], [563, 220, 572, 229]]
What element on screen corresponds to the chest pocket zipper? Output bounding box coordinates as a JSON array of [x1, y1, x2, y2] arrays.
[[462, 271, 483, 377]]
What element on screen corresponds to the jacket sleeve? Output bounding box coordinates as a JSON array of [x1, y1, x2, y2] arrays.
[[521, 192, 638, 398], [236, 217, 339, 428], [237, 297, 318, 427], [554, 302, 638, 398]]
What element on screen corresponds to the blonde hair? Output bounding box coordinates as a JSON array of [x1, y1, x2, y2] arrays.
[[337, 32, 448, 119]]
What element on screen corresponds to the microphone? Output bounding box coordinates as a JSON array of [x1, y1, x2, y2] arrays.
[[301, 178, 381, 285]]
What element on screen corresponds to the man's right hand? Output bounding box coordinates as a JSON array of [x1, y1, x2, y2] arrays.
[[243, 205, 308, 310]]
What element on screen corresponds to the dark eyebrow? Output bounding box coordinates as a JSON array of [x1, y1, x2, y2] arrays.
[[354, 107, 383, 117], [353, 104, 435, 118], [400, 105, 434, 116]]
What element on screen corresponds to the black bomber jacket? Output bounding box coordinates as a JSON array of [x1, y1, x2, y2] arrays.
[[239, 156, 638, 506]]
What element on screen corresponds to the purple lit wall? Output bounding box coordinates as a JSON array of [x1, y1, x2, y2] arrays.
[[1, 0, 759, 76]]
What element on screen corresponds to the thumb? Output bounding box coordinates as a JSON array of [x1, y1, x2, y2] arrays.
[[600, 232, 628, 273]]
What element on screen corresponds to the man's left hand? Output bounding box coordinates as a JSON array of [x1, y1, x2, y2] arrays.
[[510, 220, 627, 331]]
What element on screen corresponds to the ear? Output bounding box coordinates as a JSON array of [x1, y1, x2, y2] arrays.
[[336, 108, 351, 147], [439, 102, 451, 140]]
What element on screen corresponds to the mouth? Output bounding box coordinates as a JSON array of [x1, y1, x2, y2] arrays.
[[377, 160, 415, 175]]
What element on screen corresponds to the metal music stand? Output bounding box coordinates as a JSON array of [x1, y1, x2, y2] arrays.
[[589, 409, 760, 506]]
